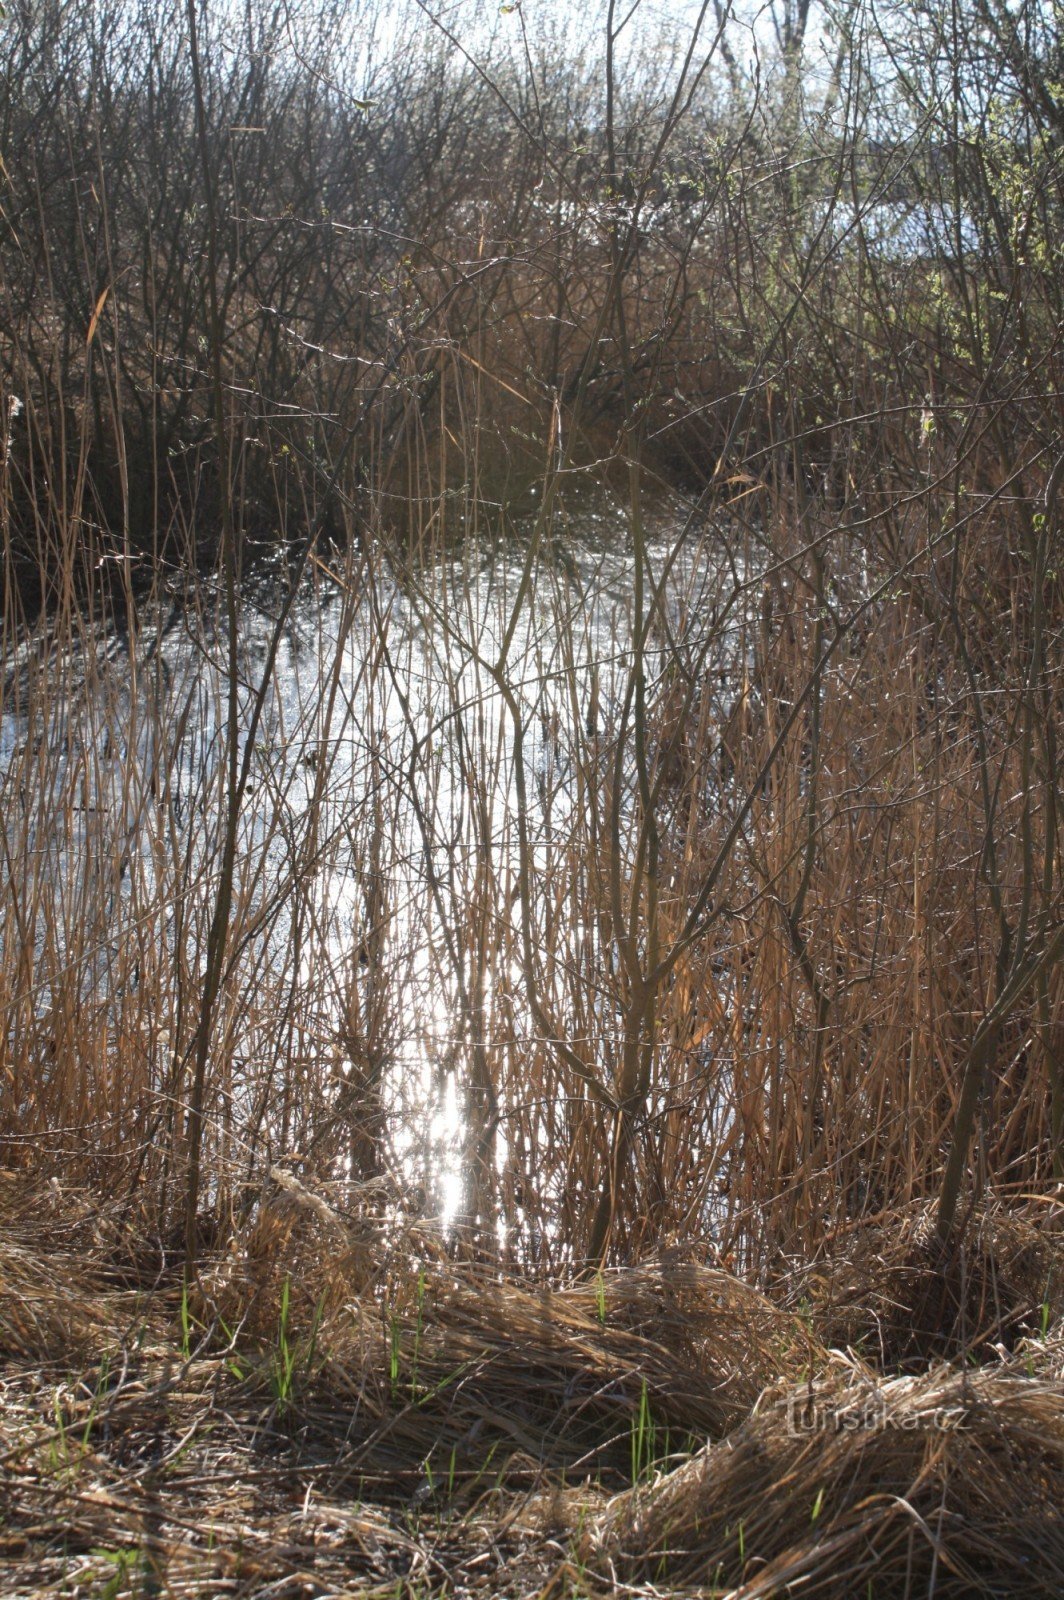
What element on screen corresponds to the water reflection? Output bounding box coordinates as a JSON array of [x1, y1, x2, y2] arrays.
[[1, 482, 740, 1248]]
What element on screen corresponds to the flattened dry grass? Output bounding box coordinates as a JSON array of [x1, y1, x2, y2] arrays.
[[0, 1176, 813, 1595], [292, 1257, 809, 1480], [4, 1180, 1064, 1598], [0, 1176, 148, 1365], [592, 1356, 1064, 1598], [194, 1172, 814, 1479]]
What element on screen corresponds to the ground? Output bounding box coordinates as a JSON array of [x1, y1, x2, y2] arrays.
[[3, 1177, 1064, 1598]]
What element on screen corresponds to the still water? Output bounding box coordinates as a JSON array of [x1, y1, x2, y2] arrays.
[[2, 482, 744, 1238]]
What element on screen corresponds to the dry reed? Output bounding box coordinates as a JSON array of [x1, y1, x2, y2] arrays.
[[2, 0, 1064, 1588], [593, 1357, 1064, 1597]]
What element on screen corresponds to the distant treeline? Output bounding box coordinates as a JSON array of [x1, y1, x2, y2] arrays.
[[2, 0, 1061, 600]]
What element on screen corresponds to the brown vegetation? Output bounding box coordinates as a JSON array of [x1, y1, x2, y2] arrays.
[[2, 1176, 1064, 1596], [2, 0, 1064, 1589]]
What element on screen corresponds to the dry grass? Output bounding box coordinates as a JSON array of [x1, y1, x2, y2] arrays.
[[193, 1171, 816, 1480], [786, 1198, 1064, 1370], [4, 1184, 1064, 1597], [593, 1357, 1064, 1598], [2, 2, 1064, 1589], [0, 1177, 801, 1595]]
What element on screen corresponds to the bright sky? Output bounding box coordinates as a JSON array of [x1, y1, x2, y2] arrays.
[[338, 0, 834, 86]]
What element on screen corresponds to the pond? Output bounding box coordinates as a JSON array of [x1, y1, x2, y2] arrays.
[[1, 479, 753, 1256]]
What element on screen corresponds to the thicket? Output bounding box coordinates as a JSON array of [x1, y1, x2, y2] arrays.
[[4, 3, 1064, 1595], [0, 0, 1062, 1277]]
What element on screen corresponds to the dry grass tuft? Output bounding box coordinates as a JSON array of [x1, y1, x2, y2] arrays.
[[303, 1255, 815, 1477], [792, 1200, 1064, 1369], [0, 1240, 121, 1365], [0, 1176, 149, 1363], [593, 1358, 1064, 1597], [194, 1168, 406, 1339]]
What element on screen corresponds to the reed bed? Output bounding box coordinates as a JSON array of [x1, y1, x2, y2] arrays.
[[2, 0, 1061, 1277], [3, 0, 1064, 1588], [785, 1197, 1064, 1369], [2, 459, 1059, 1271]]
